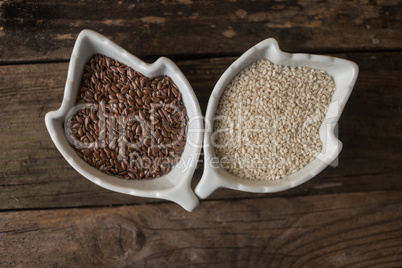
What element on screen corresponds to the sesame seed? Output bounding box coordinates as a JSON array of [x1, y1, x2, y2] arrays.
[[213, 59, 335, 180]]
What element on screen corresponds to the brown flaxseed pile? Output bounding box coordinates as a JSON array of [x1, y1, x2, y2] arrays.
[[65, 54, 188, 180]]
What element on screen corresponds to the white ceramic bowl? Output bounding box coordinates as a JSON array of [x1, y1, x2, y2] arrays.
[[45, 30, 203, 211], [195, 38, 359, 198]]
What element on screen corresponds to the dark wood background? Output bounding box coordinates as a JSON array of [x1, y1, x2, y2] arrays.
[[1, 0, 401, 267]]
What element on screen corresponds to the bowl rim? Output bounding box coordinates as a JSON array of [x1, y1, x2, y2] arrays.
[[195, 38, 359, 198], [45, 29, 203, 211]]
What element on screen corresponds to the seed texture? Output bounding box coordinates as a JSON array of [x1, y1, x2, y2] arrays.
[[213, 59, 335, 180], [66, 54, 188, 180]]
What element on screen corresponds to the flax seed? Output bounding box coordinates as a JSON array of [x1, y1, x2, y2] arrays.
[[67, 53, 188, 180]]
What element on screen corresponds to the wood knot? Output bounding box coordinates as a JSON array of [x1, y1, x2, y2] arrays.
[[93, 216, 145, 260]]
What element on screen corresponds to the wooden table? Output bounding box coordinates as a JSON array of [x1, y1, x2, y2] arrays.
[[1, 1, 401, 267]]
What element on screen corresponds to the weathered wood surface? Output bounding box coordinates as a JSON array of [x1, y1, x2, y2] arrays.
[[1, 0, 402, 63], [1, 191, 401, 267], [0, 52, 401, 210], [1, 0, 401, 266]]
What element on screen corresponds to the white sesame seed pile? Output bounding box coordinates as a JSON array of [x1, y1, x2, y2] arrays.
[[213, 59, 335, 180]]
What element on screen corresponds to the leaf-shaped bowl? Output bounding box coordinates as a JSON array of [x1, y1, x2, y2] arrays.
[[45, 29, 203, 211], [195, 38, 358, 198]]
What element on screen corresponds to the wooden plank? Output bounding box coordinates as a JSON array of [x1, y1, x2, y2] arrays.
[[1, 191, 401, 267], [1, 0, 402, 63], [0, 52, 401, 210]]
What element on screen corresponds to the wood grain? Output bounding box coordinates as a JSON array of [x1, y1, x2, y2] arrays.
[[1, 1, 401, 266], [0, 0, 401, 63], [1, 191, 401, 267], [0, 52, 401, 210]]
